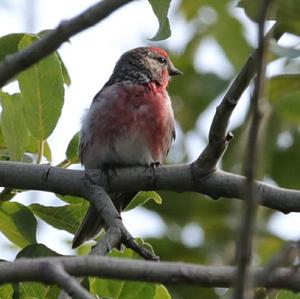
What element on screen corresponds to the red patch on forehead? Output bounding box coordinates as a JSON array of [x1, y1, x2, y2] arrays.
[[149, 47, 168, 58]]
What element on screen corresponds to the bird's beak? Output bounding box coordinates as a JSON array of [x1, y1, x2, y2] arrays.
[[168, 62, 183, 76]]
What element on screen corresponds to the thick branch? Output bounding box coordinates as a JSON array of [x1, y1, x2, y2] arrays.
[[0, 0, 133, 87], [0, 256, 299, 291], [0, 162, 300, 213]]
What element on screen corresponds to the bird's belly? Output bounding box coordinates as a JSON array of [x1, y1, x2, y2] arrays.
[[82, 130, 154, 169]]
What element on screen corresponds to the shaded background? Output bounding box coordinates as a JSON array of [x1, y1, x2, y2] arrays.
[[1, 0, 300, 298]]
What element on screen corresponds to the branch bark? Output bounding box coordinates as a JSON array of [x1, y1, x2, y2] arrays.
[[0, 256, 299, 292], [0, 162, 299, 213], [234, 1, 273, 298], [0, 0, 134, 87], [195, 24, 282, 173], [45, 263, 93, 299]]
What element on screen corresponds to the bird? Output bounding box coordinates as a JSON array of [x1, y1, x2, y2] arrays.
[[72, 47, 182, 248]]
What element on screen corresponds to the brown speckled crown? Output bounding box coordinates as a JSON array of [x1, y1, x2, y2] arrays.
[[103, 47, 154, 88]]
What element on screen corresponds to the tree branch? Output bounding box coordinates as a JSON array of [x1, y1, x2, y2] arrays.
[[0, 162, 300, 213], [234, 1, 272, 298], [195, 24, 282, 173], [0, 256, 299, 291], [45, 263, 93, 299], [0, 0, 134, 87], [81, 175, 159, 260]]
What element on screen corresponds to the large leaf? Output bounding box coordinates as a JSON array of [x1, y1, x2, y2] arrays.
[[37, 29, 71, 86], [90, 240, 160, 299], [0, 92, 29, 161], [125, 191, 162, 211], [238, 0, 300, 36], [276, 291, 300, 299], [271, 131, 300, 189], [30, 202, 88, 234], [210, 13, 252, 70], [56, 194, 84, 205], [148, 0, 171, 40], [0, 201, 37, 248], [0, 128, 6, 149], [66, 131, 80, 163], [16, 243, 62, 259], [0, 33, 24, 63], [169, 67, 228, 131], [154, 285, 171, 299], [180, 0, 252, 70], [26, 135, 52, 162], [0, 284, 13, 299], [268, 74, 300, 124], [17, 34, 64, 141]]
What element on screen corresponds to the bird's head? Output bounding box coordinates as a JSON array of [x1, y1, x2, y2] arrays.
[[109, 47, 183, 88]]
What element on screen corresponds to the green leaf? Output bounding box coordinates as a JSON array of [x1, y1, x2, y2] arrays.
[[148, 0, 171, 41], [56, 194, 84, 205], [37, 30, 71, 86], [26, 135, 52, 162], [125, 191, 162, 211], [58, 53, 71, 86], [0, 284, 13, 299], [66, 131, 80, 163], [0, 202, 37, 248], [15, 244, 62, 299], [269, 74, 300, 101], [30, 202, 88, 234], [210, 14, 252, 70], [271, 131, 300, 189], [19, 283, 60, 299], [17, 34, 64, 141], [0, 33, 24, 63], [0, 92, 29, 161], [90, 240, 157, 299], [169, 68, 228, 131], [238, 0, 300, 36], [276, 290, 300, 299], [268, 74, 300, 124], [154, 285, 171, 299], [16, 243, 62, 259], [0, 128, 6, 149]]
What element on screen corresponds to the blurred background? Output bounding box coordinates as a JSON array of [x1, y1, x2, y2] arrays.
[[1, 0, 300, 298]]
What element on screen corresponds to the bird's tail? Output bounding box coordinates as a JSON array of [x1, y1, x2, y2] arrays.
[[72, 192, 136, 249]]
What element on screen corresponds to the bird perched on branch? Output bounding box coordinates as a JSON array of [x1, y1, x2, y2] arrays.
[[72, 47, 182, 248]]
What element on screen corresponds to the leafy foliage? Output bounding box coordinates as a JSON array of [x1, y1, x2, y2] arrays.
[[0, 0, 300, 298], [148, 0, 171, 41]]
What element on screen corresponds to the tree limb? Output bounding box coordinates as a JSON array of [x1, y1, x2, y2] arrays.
[[234, 1, 273, 298], [0, 256, 299, 291], [45, 263, 93, 299], [81, 175, 159, 260], [0, 0, 134, 87], [195, 24, 282, 173], [0, 162, 300, 213]]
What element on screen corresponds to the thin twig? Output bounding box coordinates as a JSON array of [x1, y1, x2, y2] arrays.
[[259, 241, 298, 285], [195, 24, 282, 173], [234, 1, 273, 298], [0, 0, 133, 87]]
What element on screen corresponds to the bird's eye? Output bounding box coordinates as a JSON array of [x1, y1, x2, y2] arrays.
[[157, 57, 167, 64]]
